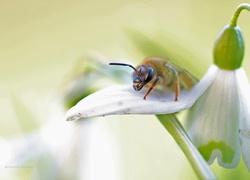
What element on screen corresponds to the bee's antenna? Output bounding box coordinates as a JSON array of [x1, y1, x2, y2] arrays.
[[109, 63, 137, 71]]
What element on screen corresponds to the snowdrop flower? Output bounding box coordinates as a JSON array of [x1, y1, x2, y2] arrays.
[[65, 2, 250, 174], [185, 4, 250, 171]]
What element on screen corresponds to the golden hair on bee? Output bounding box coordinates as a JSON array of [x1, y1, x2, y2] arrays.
[[109, 57, 198, 101]]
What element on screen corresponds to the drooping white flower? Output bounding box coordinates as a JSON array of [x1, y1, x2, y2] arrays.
[[184, 9, 250, 170], [184, 66, 250, 169]]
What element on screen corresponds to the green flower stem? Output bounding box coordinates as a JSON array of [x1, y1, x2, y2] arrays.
[[157, 114, 216, 180], [231, 3, 250, 26]]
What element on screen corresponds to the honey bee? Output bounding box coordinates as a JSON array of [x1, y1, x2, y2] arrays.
[[109, 57, 198, 101]]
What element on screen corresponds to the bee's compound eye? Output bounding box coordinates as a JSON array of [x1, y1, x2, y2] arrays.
[[144, 67, 154, 83]]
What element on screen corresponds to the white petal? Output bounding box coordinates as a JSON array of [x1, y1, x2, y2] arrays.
[[236, 68, 250, 171], [185, 68, 241, 168], [66, 65, 218, 121]]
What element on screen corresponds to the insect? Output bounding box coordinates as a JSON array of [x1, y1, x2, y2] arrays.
[[109, 57, 198, 101]]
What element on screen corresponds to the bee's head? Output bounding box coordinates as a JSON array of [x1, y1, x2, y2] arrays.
[[109, 62, 154, 91], [132, 65, 154, 91]]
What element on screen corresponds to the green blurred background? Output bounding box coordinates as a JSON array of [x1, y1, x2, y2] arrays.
[[1, 0, 250, 179]]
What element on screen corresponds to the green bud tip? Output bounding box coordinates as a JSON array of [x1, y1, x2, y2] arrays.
[[213, 25, 244, 70]]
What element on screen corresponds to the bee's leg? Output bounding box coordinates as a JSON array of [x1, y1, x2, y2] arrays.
[[174, 80, 180, 101], [143, 77, 160, 100]]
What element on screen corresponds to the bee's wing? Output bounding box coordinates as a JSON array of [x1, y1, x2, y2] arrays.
[[178, 68, 199, 89], [165, 62, 199, 89]]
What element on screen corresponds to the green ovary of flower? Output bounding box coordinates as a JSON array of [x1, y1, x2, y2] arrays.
[[213, 25, 244, 70], [198, 141, 235, 164]]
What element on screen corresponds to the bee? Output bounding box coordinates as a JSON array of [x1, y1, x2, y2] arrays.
[[109, 57, 198, 101]]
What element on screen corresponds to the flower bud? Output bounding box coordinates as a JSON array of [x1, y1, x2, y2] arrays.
[[213, 25, 244, 70]]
